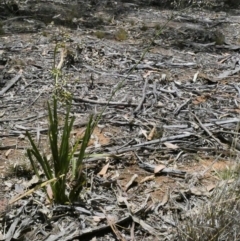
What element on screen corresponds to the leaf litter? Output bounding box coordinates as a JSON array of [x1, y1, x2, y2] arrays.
[[1, 0, 240, 240]]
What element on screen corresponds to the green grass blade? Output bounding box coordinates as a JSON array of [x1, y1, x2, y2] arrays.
[[27, 149, 40, 178], [26, 131, 53, 180], [48, 98, 60, 174], [74, 115, 94, 179], [56, 102, 75, 176]]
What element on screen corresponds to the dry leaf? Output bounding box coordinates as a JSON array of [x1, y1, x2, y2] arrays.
[[190, 187, 210, 197], [117, 195, 127, 206], [140, 128, 148, 139], [190, 187, 202, 196], [25, 175, 39, 188], [147, 125, 156, 140], [5, 149, 12, 158], [4, 181, 13, 189], [198, 72, 216, 82], [93, 216, 104, 222], [161, 190, 169, 206], [140, 175, 155, 183], [125, 174, 138, 191], [192, 71, 199, 82], [0, 111, 6, 117], [206, 183, 216, 192], [157, 101, 164, 107], [227, 179, 235, 184], [192, 95, 207, 105], [164, 142, 179, 149], [98, 162, 110, 176], [154, 165, 166, 174], [46, 184, 53, 200]]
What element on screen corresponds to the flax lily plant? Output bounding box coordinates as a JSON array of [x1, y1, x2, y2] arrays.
[[26, 97, 94, 204]]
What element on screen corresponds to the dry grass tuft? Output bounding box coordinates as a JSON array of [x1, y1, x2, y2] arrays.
[[94, 31, 105, 39], [115, 28, 128, 41], [177, 178, 240, 241]]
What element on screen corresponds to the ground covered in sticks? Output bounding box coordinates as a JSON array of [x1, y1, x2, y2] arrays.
[[1, 0, 240, 240]]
